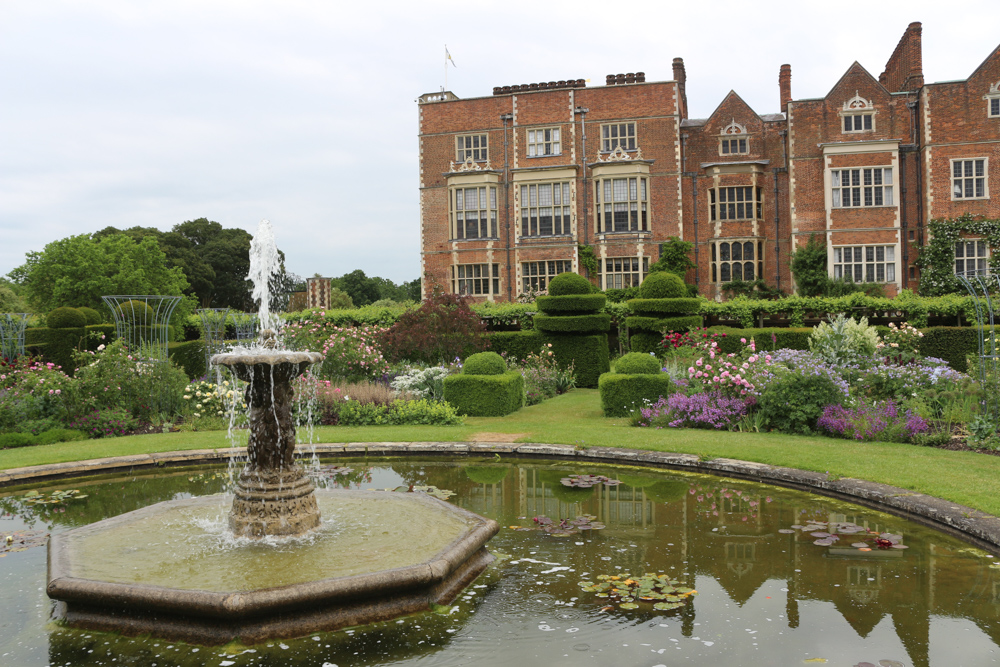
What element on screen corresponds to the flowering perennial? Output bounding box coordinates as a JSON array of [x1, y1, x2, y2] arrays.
[[818, 401, 930, 442], [634, 392, 755, 430]]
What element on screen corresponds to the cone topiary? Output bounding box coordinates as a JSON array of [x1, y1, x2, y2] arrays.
[[46, 307, 87, 329]]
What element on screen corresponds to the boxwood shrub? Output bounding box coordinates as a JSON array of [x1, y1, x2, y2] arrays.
[[535, 293, 607, 314], [547, 272, 593, 295], [598, 372, 675, 417], [443, 370, 525, 417], [533, 313, 612, 333], [628, 298, 702, 315], [463, 351, 506, 375], [614, 352, 662, 374]]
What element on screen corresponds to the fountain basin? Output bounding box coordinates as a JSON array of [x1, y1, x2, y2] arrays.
[[47, 489, 499, 644]]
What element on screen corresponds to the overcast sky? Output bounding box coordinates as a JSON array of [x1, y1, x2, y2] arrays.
[[3, 0, 999, 285]]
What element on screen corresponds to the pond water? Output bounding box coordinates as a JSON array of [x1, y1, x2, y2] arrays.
[[2, 458, 1000, 667]]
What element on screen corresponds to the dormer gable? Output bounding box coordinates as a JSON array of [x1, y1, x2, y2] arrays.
[[704, 91, 764, 156], [825, 62, 891, 134]]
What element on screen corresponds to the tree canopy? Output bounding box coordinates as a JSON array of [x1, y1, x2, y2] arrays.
[[8, 233, 194, 319]]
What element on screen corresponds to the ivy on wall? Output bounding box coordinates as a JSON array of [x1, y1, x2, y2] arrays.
[[916, 214, 1000, 296], [578, 244, 599, 277]]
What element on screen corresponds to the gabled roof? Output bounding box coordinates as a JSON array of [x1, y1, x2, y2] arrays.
[[824, 61, 891, 100], [969, 42, 1000, 82]]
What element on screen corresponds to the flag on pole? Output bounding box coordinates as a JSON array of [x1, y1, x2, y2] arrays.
[[446, 46, 456, 67]]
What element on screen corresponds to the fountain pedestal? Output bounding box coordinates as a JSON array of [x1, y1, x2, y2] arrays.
[[212, 349, 324, 538]]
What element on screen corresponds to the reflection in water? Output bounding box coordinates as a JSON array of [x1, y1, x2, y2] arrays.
[[1, 459, 999, 666]]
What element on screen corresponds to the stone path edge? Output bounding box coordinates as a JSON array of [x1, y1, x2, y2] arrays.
[[3, 441, 999, 554]]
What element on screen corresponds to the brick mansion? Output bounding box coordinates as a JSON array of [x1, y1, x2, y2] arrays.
[[417, 22, 1000, 301]]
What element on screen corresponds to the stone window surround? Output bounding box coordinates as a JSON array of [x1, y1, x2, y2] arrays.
[[599, 122, 637, 153], [525, 126, 562, 157], [598, 255, 649, 290], [951, 157, 989, 200], [832, 244, 897, 283], [456, 133, 488, 162], [711, 238, 763, 283], [446, 171, 500, 241], [718, 119, 749, 156], [839, 92, 877, 134], [452, 263, 501, 297], [954, 239, 989, 277]]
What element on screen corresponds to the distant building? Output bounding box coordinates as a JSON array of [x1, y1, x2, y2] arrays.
[[417, 22, 1000, 301]]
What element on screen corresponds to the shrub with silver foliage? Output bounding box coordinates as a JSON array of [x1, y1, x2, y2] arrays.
[[390, 366, 453, 401]]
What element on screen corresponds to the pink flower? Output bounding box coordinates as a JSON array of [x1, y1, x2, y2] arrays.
[[740, 338, 746, 344]]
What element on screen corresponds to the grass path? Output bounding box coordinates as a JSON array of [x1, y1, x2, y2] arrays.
[[2, 389, 999, 515]]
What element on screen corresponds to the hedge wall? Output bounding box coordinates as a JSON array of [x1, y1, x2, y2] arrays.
[[542, 333, 609, 388], [628, 298, 702, 315], [916, 327, 979, 373], [708, 327, 813, 355], [627, 315, 703, 333], [533, 313, 611, 334], [168, 340, 206, 380], [443, 370, 524, 417], [629, 331, 662, 354], [487, 330, 544, 360], [598, 372, 675, 417]]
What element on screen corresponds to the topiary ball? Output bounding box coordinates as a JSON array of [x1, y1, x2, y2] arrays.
[[114, 299, 156, 322], [639, 272, 687, 299], [547, 272, 592, 296], [77, 306, 102, 325], [615, 352, 663, 375], [463, 351, 507, 375], [46, 307, 87, 329]]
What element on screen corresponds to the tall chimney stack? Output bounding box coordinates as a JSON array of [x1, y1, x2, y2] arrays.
[[672, 57, 688, 119], [779, 64, 792, 112]]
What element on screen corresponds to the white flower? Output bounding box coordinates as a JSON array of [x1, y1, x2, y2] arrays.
[[193, 412, 201, 418], [183, 394, 191, 399]]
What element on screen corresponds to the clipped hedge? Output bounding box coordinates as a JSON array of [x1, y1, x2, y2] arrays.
[[629, 331, 663, 354], [626, 315, 702, 335], [443, 370, 525, 417], [543, 333, 609, 388], [168, 340, 206, 379], [47, 307, 86, 329], [533, 313, 612, 334], [598, 372, 675, 417], [78, 307, 103, 325], [628, 298, 702, 315], [486, 330, 544, 360], [917, 327, 978, 373], [708, 327, 813, 355], [535, 294, 607, 314]]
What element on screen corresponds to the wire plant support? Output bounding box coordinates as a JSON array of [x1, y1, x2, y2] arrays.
[[197, 308, 230, 374], [956, 272, 1000, 422], [0, 313, 29, 362], [231, 312, 260, 345]]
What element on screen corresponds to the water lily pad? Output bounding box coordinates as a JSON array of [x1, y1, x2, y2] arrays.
[[778, 529, 796, 534], [561, 474, 621, 488], [852, 542, 870, 548], [0, 530, 48, 553], [891, 544, 909, 549], [652, 601, 684, 611], [619, 602, 639, 609]]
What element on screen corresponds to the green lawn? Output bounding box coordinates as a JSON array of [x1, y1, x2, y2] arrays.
[[3, 388, 999, 515]]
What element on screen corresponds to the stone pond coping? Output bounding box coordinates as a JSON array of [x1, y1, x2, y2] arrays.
[[3, 441, 999, 554]]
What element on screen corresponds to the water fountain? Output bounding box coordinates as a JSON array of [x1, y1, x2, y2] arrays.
[[45, 220, 499, 644]]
